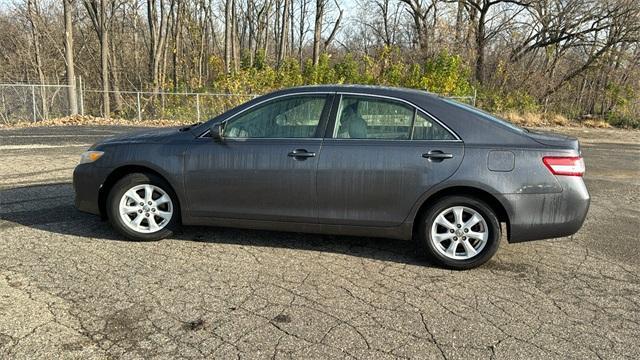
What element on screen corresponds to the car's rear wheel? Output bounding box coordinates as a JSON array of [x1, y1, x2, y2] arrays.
[[418, 196, 500, 270], [107, 173, 179, 241]]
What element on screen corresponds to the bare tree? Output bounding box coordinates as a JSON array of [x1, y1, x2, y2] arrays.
[[454, 0, 465, 43], [297, 0, 310, 65], [313, 0, 342, 65], [399, 0, 436, 51], [147, 0, 173, 93], [26, 0, 49, 119], [29, 3, 48, 115], [1, 0, 638, 123], [312, 0, 326, 65], [225, 0, 234, 72], [63, 0, 78, 114], [541, 0, 640, 97], [83, 0, 115, 117], [277, 0, 291, 65], [360, 0, 402, 47], [324, 0, 343, 50], [461, 0, 529, 83]]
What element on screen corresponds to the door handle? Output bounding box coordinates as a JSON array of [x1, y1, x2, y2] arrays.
[[422, 150, 454, 161], [288, 149, 316, 159]]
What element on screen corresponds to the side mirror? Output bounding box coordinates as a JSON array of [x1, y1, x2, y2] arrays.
[[210, 123, 225, 142]]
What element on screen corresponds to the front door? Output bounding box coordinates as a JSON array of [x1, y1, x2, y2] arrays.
[[316, 94, 464, 227], [185, 94, 332, 223]]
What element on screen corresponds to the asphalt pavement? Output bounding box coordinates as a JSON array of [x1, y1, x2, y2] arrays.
[[0, 125, 639, 359]]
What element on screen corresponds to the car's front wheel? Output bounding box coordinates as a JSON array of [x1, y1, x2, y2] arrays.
[[107, 173, 179, 241], [418, 196, 500, 270]]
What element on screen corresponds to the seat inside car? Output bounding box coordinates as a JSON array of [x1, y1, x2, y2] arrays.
[[340, 103, 368, 138]]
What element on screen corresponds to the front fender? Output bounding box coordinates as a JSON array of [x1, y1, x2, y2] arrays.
[[96, 142, 189, 218]]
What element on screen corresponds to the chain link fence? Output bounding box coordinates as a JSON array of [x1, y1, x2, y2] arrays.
[[82, 90, 255, 122], [0, 83, 476, 125], [0, 84, 73, 124]]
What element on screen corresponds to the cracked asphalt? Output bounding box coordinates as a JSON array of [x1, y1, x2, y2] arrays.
[[0, 126, 639, 359]]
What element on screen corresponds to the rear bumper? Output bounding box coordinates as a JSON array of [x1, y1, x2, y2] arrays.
[[73, 163, 106, 216], [506, 176, 590, 243]]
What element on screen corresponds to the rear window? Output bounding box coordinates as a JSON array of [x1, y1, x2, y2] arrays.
[[334, 95, 456, 140], [413, 112, 456, 140], [442, 98, 526, 133]]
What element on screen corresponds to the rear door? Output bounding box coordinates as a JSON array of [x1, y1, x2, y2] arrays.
[[316, 94, 464, 226], [185, 93, 333, 222]]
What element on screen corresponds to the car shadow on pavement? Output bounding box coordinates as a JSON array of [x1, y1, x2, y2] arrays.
[[0, 183, 432, 267]]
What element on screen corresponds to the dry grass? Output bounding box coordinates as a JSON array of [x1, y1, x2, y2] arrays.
[[547, 113, 570, 126], [581, 118, 611, 128], [0, 114, 189, 129], [498, 111, 611, 128]]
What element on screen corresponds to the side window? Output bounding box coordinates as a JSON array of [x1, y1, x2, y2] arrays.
[[334, 96, 413, 140], [413, 112, 455, 140], [225, 95, 326, 138]]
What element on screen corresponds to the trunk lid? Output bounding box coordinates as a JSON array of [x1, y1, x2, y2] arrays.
[[526, 129, 580, 152]]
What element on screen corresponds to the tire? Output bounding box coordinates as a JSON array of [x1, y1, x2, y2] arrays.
[[106, 172, 180, 241], [417, 196, 500, 270]]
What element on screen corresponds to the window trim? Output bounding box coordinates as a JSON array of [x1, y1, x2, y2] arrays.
[[198, 91, 334, 139], [328, 92, 461, 142], [199, 91, 461, 142]]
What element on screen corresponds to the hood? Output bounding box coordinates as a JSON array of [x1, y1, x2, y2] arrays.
[[96, 126, 183, 146], [526, 129, 580, 152]]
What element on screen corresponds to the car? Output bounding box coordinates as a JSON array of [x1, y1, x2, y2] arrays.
[[73, 85, 590, 269]]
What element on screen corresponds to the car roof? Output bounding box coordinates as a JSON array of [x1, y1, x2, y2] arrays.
[[272, 84, 439, 99]]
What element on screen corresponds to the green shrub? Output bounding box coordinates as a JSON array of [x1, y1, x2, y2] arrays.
[[479, 88, 539, 113], [206, 49, 477, 99], [606, 112, 640, 129], [419, 52, 472, 96], [148, 47, 638, 129]]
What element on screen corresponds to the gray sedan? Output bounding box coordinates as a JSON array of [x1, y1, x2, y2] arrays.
[[73, 85, 590, 269]]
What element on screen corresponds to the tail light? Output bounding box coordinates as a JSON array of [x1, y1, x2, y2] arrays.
[[543, 156, 585, 176]]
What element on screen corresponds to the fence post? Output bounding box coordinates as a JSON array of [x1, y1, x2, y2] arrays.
[[78, 76, 84, 115], [31, 85, 36, 122], [473, 88, 477, 107], [137, 92, 142, 121], [196, 94, 200, 122], [161, 92, 165, 118]]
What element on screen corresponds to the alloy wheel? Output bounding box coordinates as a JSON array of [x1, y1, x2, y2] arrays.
[[430, 206, 489, 260], [118, 184, 173, 233]]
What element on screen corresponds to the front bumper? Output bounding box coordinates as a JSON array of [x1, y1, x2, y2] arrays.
[[73, 163, 107, 216], [506, 176, 590, 243]]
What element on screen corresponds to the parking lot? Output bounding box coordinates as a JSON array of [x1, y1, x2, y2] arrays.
[[1, 126, 639, 359]]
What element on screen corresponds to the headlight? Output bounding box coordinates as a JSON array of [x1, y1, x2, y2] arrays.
[[79, 151, 104, 164]]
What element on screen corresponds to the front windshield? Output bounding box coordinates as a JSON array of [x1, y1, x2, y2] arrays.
[[192, 94, 272, 135], [442, 98, 526, 133]]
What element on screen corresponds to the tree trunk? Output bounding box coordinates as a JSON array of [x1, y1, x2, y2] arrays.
[[225, 0, 233, 73], [312, 0, 324, 66], [82, 0, 110, 117], [323, 1, 342, 50], [100, 22, 110, 117], [278, 0, 290, 66], [474, 8, 486, 84], [131, 3, 142, 88], [298, 0, 307, 66], [109, 36, 122, 114], [63, 0, 78, 115], [290, 2, 294, 57], [27, 0, 48, 120], [172, 0, 181, 91], [455, 0, 464, 44], [232, 1, 239, 71], [147, 0, 171, 93]]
